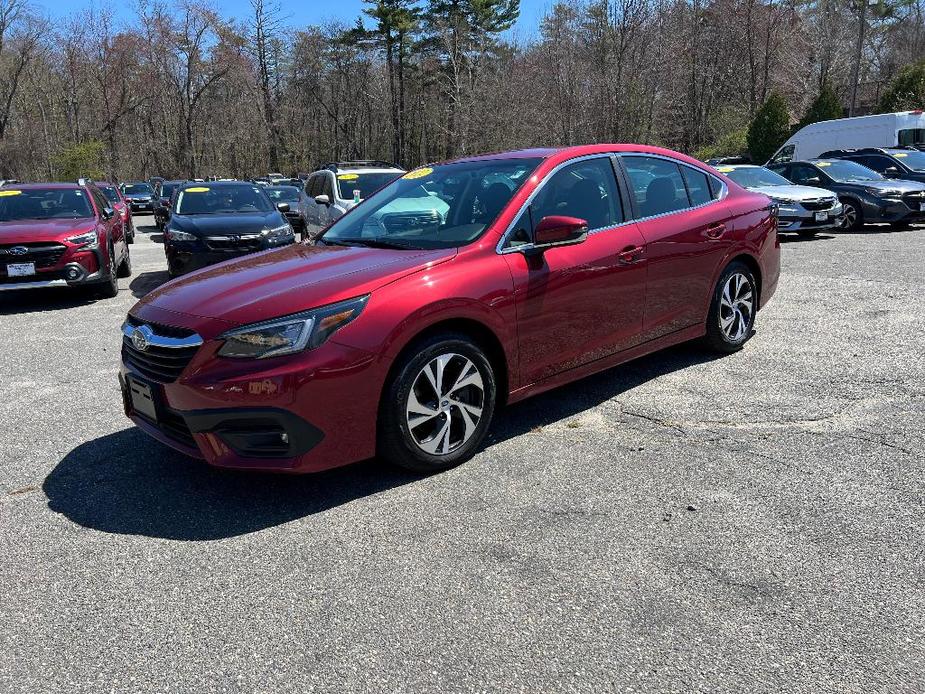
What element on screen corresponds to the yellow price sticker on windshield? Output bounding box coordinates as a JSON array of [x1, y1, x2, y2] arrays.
[[716, 166, 735, 173], [186, 186, 210, 192], [816, 162, 831, 167], [403, 167, 433, 180], [894, 152, 908, 157], [337, 173, 359, 181], [0, 190, 22, 196]]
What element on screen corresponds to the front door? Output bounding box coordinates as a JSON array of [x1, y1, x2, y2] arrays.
[[502, 156, 648, 386]]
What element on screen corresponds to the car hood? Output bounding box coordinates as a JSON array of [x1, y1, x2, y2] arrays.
[[0, 218, 96, 244], [170, 212, 287, 236], [746, 184, 837, 202], [848, 179, 925, 194], [134, 242, 456, 329]]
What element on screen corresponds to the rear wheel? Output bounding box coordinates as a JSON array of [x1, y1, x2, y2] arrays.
[[840, 199, 862, 231], [116, 243, 132, 278], [703, 261, 757, 353], [378, 334, 497, 472]]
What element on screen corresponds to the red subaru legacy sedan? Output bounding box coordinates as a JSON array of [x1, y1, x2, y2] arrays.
[[120, 145, 779, 473]]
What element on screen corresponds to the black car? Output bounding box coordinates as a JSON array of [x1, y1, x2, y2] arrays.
[[768, 159, 925, 230], [153, 180, 186, 230], [163, 181, 296, 277], [819, 147, 925, 185], [120, 182, 156, 214], [264, 185, 304, 236]]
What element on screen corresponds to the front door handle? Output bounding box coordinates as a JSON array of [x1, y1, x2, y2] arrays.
[[706, 223, 726, 239], [618, 245, 644, 264]]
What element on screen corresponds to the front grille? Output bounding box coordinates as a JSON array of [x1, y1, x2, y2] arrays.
[[204, 236, 262, 252], [901, 192, 925, 207], [800, 199, 836, 211], [380, 210, 441, 234], [122, 318, 199, 383], [0, 243, 67, 269], [136, 407, 196, 448]]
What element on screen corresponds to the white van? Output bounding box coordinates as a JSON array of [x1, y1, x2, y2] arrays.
[[768, 110, 925, 164]]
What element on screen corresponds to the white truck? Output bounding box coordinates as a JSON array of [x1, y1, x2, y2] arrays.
[[768, 110, 925, 164]]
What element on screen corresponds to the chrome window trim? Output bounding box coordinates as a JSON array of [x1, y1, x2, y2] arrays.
[[496, 153, 632, 255], [496, 152, 729, 255], [122, 322, 203, 349]]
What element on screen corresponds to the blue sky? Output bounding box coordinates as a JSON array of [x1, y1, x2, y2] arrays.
[[37, 0, 550, 40]]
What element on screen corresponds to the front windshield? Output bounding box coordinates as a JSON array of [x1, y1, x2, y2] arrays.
[[335, 172, 403, 201], [99, 186, 121, 203], [175, 185, 272, 215], [889, 150, 925, 171], [123, 184, 152, 195], [816, 160, 883, 182], [0, 189, 94, 221], [723, 167, 792, 188], [322, 158, 542, 250], [266, 186, 300, 202]]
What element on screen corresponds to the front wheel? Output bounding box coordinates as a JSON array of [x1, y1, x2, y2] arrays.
[[378, 334, 497, 472], [96, 244, 119, 299], [840, 199, 862, 231], [703, 262, 757, 353]]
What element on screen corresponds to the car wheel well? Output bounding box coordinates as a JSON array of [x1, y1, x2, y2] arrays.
[[726, 254, 762, 308], [384, 318, 510, 407]]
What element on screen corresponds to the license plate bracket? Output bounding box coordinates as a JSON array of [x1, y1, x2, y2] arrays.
[[127, 376, 158, 422], [814, 211, 827, 222], [6, 262, 35, 277]]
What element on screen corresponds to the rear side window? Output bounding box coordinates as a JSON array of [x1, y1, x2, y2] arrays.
[[529, 157, 623, 231], [681, 166, 712, 206], [623, 156, 689, 218], [769, 144, 795, 164], [708, 175, 724, 199], [308, 175, 322, 197]]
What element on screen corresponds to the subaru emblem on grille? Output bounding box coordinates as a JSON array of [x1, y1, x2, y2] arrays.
[[132, 326, 151, 352], [9, 246, 28, 256]]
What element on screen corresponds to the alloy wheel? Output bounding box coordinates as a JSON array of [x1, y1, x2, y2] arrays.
[[405, 352, 485, 455], [719, 272, 753, 342], [841, 203, 857, 229]]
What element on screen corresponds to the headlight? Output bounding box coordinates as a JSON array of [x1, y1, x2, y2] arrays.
[[262, 223, 293, 239], [866, 187, 899, 197], [166, 229, 196, 241], [66, 230, 99, 248], [217, 295, 369, 359]]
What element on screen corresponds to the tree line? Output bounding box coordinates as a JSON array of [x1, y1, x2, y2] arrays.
[[0, 0, 924, 182]]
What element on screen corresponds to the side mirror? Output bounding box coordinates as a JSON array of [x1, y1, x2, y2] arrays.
[[276, 202, 291, 213], [102, 207, 115, 220], [884, 166, 901, 177], [314, 194, 330, 206], [805, 177, 822, 185], [531, 215, 588, 250]]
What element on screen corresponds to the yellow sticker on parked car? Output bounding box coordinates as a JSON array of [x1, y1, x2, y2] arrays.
[[894, 152, 908, 157], [186, 187, 210, 192], [716, 166, 735, 172], [0, 190, 22, 196], [403, 167, 433, 180], [816, 162, 831, 167], [337, 173, 359, 180]]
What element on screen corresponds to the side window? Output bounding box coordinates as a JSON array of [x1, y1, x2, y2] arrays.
[[790, 164, 823, 185], [681, 166, 712, 206], [505, 208, 533, 249], [856, 155, 891, 173], [90, 188, 108, 216], [529, 158, 623, 231], [308, 175, 322, 197], [707, 174, 724, 200], [769, 144, 795, 165], [321, 174, 333, 198], [623, 156, 689, 218]]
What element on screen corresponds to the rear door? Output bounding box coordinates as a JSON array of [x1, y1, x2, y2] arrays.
[[620, 154, 734, 341], [302, 174, 321, 236], [502, 155, 648, 385]]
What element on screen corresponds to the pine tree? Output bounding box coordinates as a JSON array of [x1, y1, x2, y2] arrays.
[[799, 83, 843, 129], [746, 92, 791, 164]]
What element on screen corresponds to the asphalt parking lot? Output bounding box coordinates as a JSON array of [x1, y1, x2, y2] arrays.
[[1, 220, 923, 693]]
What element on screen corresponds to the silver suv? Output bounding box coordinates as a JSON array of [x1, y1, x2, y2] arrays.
[[714, 164, 844, 236], [298, 161, 405, 239]]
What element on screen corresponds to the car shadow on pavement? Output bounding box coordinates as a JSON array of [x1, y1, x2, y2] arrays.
[[43, 344, 720, 541], [0, 288, 97, 315], [130, 271, 170, 298], [777, 233, 836, 243]]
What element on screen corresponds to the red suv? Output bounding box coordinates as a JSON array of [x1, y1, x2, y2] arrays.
[[0, 182, 132, 297], [120, 145, 779, 473]]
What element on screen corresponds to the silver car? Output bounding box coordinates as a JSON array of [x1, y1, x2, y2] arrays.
[[715, 164, 844, 235], [298, 161, 405, 240]]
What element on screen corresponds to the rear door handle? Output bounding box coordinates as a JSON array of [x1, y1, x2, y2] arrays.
[[706, 223, 726, 239], [618, 245, 644, 264]]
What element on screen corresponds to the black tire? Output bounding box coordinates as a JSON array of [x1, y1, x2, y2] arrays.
[[703, 261, 757, 353], [840, 199, 863, 231], [116, 244, 132, 278], [378, 333, 497, 473], [126, 224, 135, 244], [96, 244, 119, 299]]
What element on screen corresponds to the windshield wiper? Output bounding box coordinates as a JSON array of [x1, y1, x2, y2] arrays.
[[322, 237, 418, 250]]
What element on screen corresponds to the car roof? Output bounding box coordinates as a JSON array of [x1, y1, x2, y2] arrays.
[[439, 144, 713, 170], [4, 182, 82, 190]]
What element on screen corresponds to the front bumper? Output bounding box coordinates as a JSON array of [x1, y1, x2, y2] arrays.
[[119, 315, 385, 473], [165, 235, 295, 275], [0, 246, 111, 291], [128, 200, 153, 212], [776, 202, 844, 232]]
